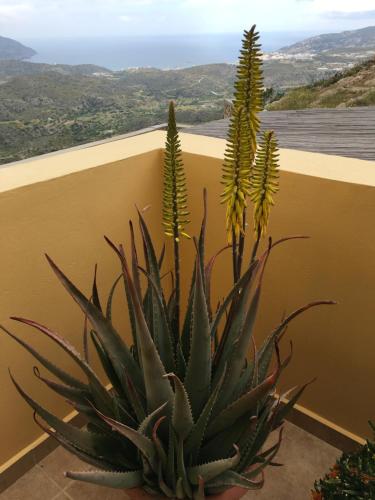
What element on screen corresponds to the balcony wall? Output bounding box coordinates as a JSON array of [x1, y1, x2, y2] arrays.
[[0, 131, 375, 473]]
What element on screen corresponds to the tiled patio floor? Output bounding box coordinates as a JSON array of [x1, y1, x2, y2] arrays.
[[1, 422, 339, 499]]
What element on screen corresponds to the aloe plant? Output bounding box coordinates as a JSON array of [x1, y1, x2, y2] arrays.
[[1, 207, 334, 496], [2, 26, 335, 499]]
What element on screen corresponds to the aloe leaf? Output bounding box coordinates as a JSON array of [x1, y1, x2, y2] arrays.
[[184, 251, 211, 418], [258, 300, 336, 382], [235, 415, 258, 459], [157, 462, 175, 498], [237, 398, 276, 470], [213, 236, 308, 376], [65, 470, 143, 489], [204, 245, 230, 321], [166, 373, 194, 441], [206, 469, 264, 490], [247, 427, 283, 476], [272, 379, 315, 429], [207, 368, 278, 439], [215, 283, 262, 413], [91, 264, 102, 313], [138, 211, 173, 360], [45, 254, 143, 391], [211, 259, 259, 386], [234, 353, 255, 402], [138, 402, 168, 435], [138, 266, 175, 373], [11, 373, 127, 466], [176, 435, 193, 499], [121, 271, 140, 361], [129, 220, 142, 301], [123, 371, 147, 422], [187, 445, 240, 485], [152, 416, 168, 468], [167, 287, 177, 336], [32, 366, 91, 407], [180, 267, 195, 360], [0, 325, 87, 390], [10, 317, 112, 413], [138, 209, 163, 290], [89, 331, 123, 397], [107, 239, 174, 413], [176, 342, 187, 380], [215, 245, 271, 401], [213, 257, 260, 369], [185, 366, 227, 460], [198, 188, 208, 289], [94, 407, 156, 463], [158, 243, 166, 270], [166, 424, 176, 490], [105, 273, 122, 322], [82, 310, 89, 363], [200, 414, 249, 463], [181, 191, 207, 361], [251, 427, 284, 468], [34, 413, 130, 470]]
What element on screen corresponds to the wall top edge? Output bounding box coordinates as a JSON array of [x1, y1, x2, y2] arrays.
[[179, 133, 375, 188], [1, 130, 375, 194], [0, 131, 166, 193]]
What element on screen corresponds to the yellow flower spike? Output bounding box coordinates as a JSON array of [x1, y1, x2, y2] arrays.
[[250, 130, 280, 237], [162, 101, 190, 242], [221, 25, 263, 244]]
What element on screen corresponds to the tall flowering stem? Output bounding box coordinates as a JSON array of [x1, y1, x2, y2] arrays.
[[221, 25, 263, 283], [162, 101, 190, 341]]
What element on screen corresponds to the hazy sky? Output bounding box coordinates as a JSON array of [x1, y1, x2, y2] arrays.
[[1, 0, 375, 38]]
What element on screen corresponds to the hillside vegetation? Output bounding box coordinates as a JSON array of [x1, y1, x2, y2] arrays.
[[268, 57, 375, 110], [1, 26, 375, 164], [0, 63, 236, 164]]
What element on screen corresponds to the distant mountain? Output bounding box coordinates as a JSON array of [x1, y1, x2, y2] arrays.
[[0, 60, 112, 78], [261, 26, 375, 90], [279, 26, 375, 54], [268, 57, 375, 110], [0, 36, 36, 60]]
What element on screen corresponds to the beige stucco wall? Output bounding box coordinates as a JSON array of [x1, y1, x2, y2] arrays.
[[179, 135, 375, 442], [0, 130, 374, 470], [0, 134, 165, 468]]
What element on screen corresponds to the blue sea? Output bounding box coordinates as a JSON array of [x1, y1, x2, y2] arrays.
[[20, 32, 316, 71]]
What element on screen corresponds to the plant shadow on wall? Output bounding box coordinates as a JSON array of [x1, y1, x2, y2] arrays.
[[1, 26, 335, 499]]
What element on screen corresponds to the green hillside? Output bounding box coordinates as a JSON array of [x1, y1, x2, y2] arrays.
[[0, 63, 236, 164], [268, 57, 375, 110]]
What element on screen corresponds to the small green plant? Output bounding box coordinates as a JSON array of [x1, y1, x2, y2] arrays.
[[2, 26, 334, 498], [312, 422, 375, 500]]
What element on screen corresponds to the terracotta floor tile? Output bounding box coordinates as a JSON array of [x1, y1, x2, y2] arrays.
[[1, 422, 341, 500], [65, 481, 129, 500], [244, 422, 340, 499], [38, 446, 86, 489], [52, 493, 74, 500], [1, 465, 61, 500]]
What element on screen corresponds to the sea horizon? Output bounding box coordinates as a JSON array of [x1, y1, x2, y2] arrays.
[[20, 31, 318, 71]]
